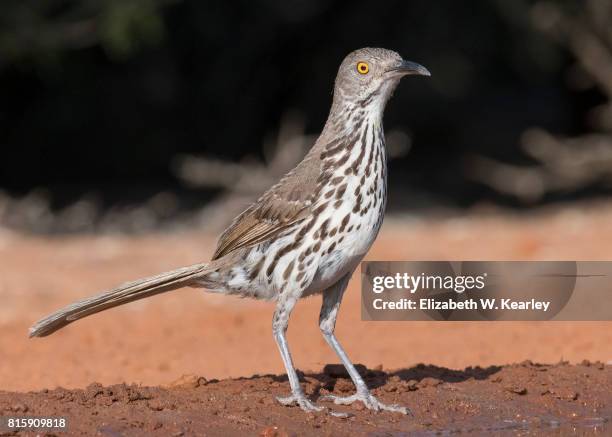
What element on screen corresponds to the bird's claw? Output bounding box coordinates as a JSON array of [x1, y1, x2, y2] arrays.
[[276, 393, 352, 417], [276, 393, 324, 413], [320, 391, 411, 415]]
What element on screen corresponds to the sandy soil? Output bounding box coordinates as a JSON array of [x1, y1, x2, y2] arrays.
[[1, 203, 611, 434], [0, 362, 610, 435]]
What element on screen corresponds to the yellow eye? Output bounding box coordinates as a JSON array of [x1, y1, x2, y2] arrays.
[[356, 61, 369, 74]]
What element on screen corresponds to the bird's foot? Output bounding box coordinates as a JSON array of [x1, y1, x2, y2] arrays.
[[276, 393, 324, 413], [320, 391, 411, 415], [276, 393, 352, 417]]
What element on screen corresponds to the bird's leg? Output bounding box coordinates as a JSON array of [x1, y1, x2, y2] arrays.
[[318, 274, 411, 415], [273, 293, 323, 413]]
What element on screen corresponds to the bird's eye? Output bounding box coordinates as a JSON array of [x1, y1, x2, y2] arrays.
[[356, 62, 369, 75]]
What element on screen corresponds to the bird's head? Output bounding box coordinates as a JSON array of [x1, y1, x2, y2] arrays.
[[332, 47, 430, 119]]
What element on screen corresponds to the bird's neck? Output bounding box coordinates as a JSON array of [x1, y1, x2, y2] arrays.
[[323, 99, 384, 141], [317, 98, 387, 185], [324, 78, 400, 138]]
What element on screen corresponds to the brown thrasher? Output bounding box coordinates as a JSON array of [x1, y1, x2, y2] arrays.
[[30, 47, 430, 415]]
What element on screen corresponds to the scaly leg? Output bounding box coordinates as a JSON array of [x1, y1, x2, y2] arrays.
[[273, 293, 323, 413], [318, 273, 410, 414]]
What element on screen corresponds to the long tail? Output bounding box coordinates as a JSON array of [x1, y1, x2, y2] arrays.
[[29, 262, 212, 338]]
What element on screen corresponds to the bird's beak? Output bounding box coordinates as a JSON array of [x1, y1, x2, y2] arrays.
[[388, 60, 431, 77]]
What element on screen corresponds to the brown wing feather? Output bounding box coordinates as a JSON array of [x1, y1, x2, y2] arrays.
[[211, 138, 339, 260], [212, 196, 310, 260]]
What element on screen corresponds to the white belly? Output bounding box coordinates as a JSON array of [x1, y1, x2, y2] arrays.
[[303, 174, 386, 296]]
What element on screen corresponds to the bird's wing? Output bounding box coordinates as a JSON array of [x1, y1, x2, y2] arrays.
[[212, 141, 334, 260]]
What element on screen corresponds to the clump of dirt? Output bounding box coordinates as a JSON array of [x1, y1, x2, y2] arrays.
[[0, 362, 610, 436]]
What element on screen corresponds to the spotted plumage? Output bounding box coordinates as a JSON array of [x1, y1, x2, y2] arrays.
[[29, 47, 430, 415]]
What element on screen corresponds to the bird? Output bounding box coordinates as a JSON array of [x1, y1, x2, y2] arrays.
[[29, 47, 430, 415]]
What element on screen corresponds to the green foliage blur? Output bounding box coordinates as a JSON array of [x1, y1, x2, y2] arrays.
[[0, 0, 170, 64]]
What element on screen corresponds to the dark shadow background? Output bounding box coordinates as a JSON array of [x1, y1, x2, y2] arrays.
[[0, 0, 609, 232]]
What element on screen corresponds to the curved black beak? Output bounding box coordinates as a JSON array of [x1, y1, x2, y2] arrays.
[[388, 60, 431, 77]]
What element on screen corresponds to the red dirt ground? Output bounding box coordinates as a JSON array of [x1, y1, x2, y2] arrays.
[[1, 203, 611, 434], [1, 362, 610, 435]]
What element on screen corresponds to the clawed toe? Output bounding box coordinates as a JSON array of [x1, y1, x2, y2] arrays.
[[276, 394, 324, 413], [276, 393, 353, 417], [320, 392, 411, 415]]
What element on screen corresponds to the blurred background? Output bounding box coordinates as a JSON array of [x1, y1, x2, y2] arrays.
[[1, 0, 611, 232], [1, 0, 611, 391]]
